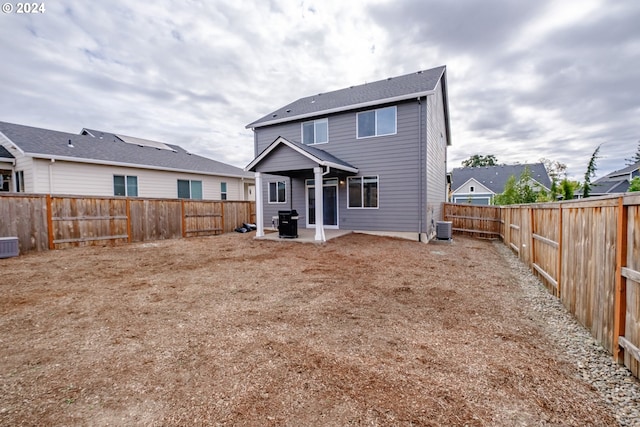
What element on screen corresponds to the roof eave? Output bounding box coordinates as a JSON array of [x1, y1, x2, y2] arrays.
[[26, 153, 253, 179], [246, 90, 437, 129]]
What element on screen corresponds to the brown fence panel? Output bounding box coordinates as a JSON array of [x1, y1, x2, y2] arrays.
[[50, 196, 129, 249], [128, 198, 182, 242], [0, 194, 48, 253], [621, 199, 640, 376], [183, 200, 223, 237], [531, 205, 560, 296], [560, 199, 619, 353], [442, 203, 501, 239], [222, 201, 257, 233]]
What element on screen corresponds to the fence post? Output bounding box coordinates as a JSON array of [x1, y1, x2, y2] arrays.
[[613, 196, 628, 363], [557, 205, 563, 298], [530, 207, 536, 270], [181, 199, 186, 238], [46, 194, 54, 250], [126, 198, 132, 243]]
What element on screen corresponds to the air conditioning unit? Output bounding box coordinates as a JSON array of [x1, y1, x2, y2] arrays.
[[0, 237, 19, 258], [435, 221, 452, 240]]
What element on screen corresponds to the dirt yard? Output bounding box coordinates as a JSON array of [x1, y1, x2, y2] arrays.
[[0, 232, 618, 426]]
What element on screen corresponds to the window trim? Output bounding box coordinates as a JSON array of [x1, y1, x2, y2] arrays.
[[356, 106, 397, 139], [347, 175, 379, 209], [220, 182, 227, 201], [268, 180, 287, 204], [177, 179, 203, 200], [301, 118, 329, 145]]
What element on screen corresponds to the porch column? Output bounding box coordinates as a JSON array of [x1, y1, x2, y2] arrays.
[[254, 172, 264, 237], [314, 167, 325, 242]]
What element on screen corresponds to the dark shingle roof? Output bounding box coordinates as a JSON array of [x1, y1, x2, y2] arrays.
[[591, 179, 630, 195], [0, 145, 14, 159], [451, 163, 552, 194], [0, 121, 252, 178], [247, 65, 446, 128]]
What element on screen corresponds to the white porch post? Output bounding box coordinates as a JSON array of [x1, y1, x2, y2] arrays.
[[313, 167, 325, 242], [254, 172, 264, 237]]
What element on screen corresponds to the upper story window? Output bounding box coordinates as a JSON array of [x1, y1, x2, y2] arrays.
[[114, 175, 138, 197], [357, 106, 396, 138], [178, 179, 202, 199], [302, 118, 328, 145]]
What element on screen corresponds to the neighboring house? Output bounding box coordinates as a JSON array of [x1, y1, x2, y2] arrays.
[[590, 161, 640, 196], [450, 163, 552, 205], [0, 121, 254, 200], [245, 65, 451, 242]]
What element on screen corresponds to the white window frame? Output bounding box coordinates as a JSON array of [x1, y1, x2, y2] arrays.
[[220, 182, 227, 200], [177, 179, 203, 200], [301, 118, 328, 145], [356, 106, 397, 139], [347, 175, 379, 209], [268, 180, 286, 204]]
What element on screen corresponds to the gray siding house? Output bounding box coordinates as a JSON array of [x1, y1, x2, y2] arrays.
[[245, 65, 451, 242], [590, 161, 640, 196], [450, 163, 552, 205]]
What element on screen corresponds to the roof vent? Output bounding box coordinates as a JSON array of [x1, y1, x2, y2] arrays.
[[387, 77, 392, 80], [286, 109, 291, 113], [272, 114, 277, 118], [417, 70, 423, 74], [67, 139, 74, 148]]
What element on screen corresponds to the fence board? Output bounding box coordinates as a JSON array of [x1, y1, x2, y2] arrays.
[[624, 204, 640, 376]]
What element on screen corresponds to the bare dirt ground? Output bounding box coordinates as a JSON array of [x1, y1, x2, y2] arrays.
[[0, 232, 618, 426]]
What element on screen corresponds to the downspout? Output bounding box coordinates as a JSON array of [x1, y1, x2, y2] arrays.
[[417, 97, 424, 241], [49, 158, 55, 194]]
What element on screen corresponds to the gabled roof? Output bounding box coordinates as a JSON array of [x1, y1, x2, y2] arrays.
[[451, 163, 552, 194], [591, 179, 630, 195], [0, 121, 252, 179], [595, 160, 640, 180], [245, 136, 358, 173], [247, 65, 447, 129]]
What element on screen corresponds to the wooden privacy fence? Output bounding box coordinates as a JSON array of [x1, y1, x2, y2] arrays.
[[444, 195, 640, 379], [0, 194, 256, 252]]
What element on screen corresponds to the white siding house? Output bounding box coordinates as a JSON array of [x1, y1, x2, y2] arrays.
[[0, 121, 254, 200]]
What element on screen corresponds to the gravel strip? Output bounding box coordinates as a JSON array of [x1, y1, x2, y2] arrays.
[[494, 241, 640, 427]]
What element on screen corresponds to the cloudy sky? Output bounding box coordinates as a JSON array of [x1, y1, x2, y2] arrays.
[[1, 0, 638, 180]]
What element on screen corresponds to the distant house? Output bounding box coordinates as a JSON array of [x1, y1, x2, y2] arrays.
[[245, 65, 451, 242], [0, 121, 254, 200], [450, 163, 552, 205], [590, 161, 640, 196]]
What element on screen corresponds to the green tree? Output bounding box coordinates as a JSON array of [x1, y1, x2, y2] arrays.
[[540, 157, 567, 200], [493, 166, 545, 205], [462, 154, 498, 167], [560, 178, 578, 200], [626, 141, 640, 166], [629, 176, 640, 192], [582, 144, 601, 198]]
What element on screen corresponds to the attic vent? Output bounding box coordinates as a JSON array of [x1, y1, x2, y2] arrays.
[[286, 109, 291, 113], [272, 114, 277, 118], [417, 70, 423, 74], [67, 139, 74, 148], [387, 77, 392, 80], [436, 221, 452, 240]]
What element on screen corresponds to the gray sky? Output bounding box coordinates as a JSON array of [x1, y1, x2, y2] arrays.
[[1, 0, 638, 180]]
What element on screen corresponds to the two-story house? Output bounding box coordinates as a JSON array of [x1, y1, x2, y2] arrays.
[[245, 65, 451, 242], [590, 161, 640, 196]]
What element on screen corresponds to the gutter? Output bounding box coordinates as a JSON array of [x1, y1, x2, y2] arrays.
[[25, 153, 253, 180], [247, 89, 437, 129]]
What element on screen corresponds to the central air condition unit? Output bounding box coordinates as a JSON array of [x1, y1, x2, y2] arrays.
[[435, 221, 452, 240], [0, 237, 19, 258]]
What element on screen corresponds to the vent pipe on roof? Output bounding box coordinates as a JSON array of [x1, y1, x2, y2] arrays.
[[67, 139, 74, 148]]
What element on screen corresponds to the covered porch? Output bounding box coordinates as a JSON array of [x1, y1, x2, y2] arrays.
[[245, 136, 357, 242]]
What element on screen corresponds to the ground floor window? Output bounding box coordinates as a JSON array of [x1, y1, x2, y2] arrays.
[[178, 179, 203, 199], [15, 170, 24, 192], [113, 175, 138, 196], [220, 182, 227, 200], [268, 180, 286, 203], [0, 170, 11, 192], [348, 176, 379, 208]]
